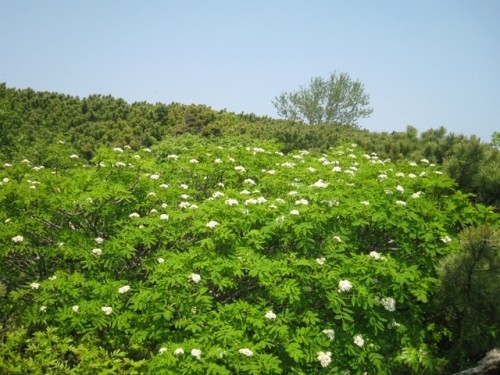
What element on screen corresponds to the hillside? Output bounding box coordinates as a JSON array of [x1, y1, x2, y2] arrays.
[[1, 136, 498, 373], [1, 84, 499, 210]]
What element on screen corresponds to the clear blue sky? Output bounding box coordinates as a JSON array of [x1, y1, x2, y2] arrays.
[[1, 0, 499, 142]]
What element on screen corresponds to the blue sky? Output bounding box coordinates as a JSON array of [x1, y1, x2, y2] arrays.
[[1, 0, 499, 142]]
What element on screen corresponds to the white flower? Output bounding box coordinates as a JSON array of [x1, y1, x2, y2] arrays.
[[244, 178, 256, 186], [113, 147, 123, 153], [189, 159, 199, 164], [115, 161, 126, 167], [212, 191, 225, 198], [174, 348, 184, 355], [332, 166, 342, 173], [381, 297, 396, 312], [411, 191, 423, 199], [316, 257, 326, 265], [369, 251, 382, 260], [441, 235, 452, 244], [266, 169, 276, 175], [206, 220, 219, 229], [180, 183, 189, 190], [133, 154, 141, 159], [388, 320, 401, 329], [160, 184, 169, 190], [290, 210, 300, 216], [244, 198, 257, 205], [409, 162, 417, 167], [157, 257, 165, 264], [396, 200, 407, 206], [311, 179, 329, 188], [295, 198, 309, 205], [190, 273, 201, 283], [129, 212, 140, 218], [408, 173, 417, 179], [30, 282, 40, 289], [160, 214, 169, 220], [256, 196, 268, 204], [333, 236, 342, 243], [40, 306, 47, 312], [95, 237, 104, 244], [360, 201, 370, 206], [92, 248, 102, 256], [143, 148, 152, 153], [48, 275, 57, 281], [265, 310, 277, 320], [234, 166, 246, 172], [167, 154, 179, 160], [281, 161, 295, 168], [338, 279, 353, 293], [396, 185, 404, 193], [159, 347, 168, 354], [307, 167, 316, 173], [378, 173, 388, 180], [225, 198, 239, 206], [150, 174, 160, 180], [396, 172, 405, 177], [180, 194, 190, 200], [3, 163, 12, 167], [353, 334, 364, 347], [287, 191, 299, 196], [240, 189, 251, 195], [420, 158, 429, 164], [72, 305, 79, 312], [118, 285, 131, 294], [69, 154, 79, 159], [11, 235, 24, 243], [317, 351, 332, 367], [214, 158, 222, 164], [101, 306, 113, 315], [191, 348, 202, 360], [2, 177, 9, 184], [322, 329, 335, 341], [239, 348, 254, 357], [179, 202, 190, 209]]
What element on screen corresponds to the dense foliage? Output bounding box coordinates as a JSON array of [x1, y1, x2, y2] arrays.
[[1, 84, 499, 210], [1, 136, 498, 373]]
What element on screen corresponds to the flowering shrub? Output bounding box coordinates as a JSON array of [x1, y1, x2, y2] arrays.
[[0, 137, 497, 373]]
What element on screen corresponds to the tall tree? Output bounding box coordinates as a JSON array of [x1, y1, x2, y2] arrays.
[[273, 71, 373, 126]]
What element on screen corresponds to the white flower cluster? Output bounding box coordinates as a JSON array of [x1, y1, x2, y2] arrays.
[[239, 348, 254, 357], [338, 279, 352, 293], [315, 257, 326, 265], [322, 329, 335, 341], [353, 334, 364, 347], [369, 251, 383, 260], [265, 310, 277, 320], [206, 220, 219, 229], [191, 348, 202, 360], [381, 297, 396, 312], [441, 235, 452, 244], [101, 306, 113, 315], [12, 235, 24, 243], [317, 351, 332, 367], [311, 179, 328, 188], [118, 285, 131, 294], [190, 273, 201, 283]]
